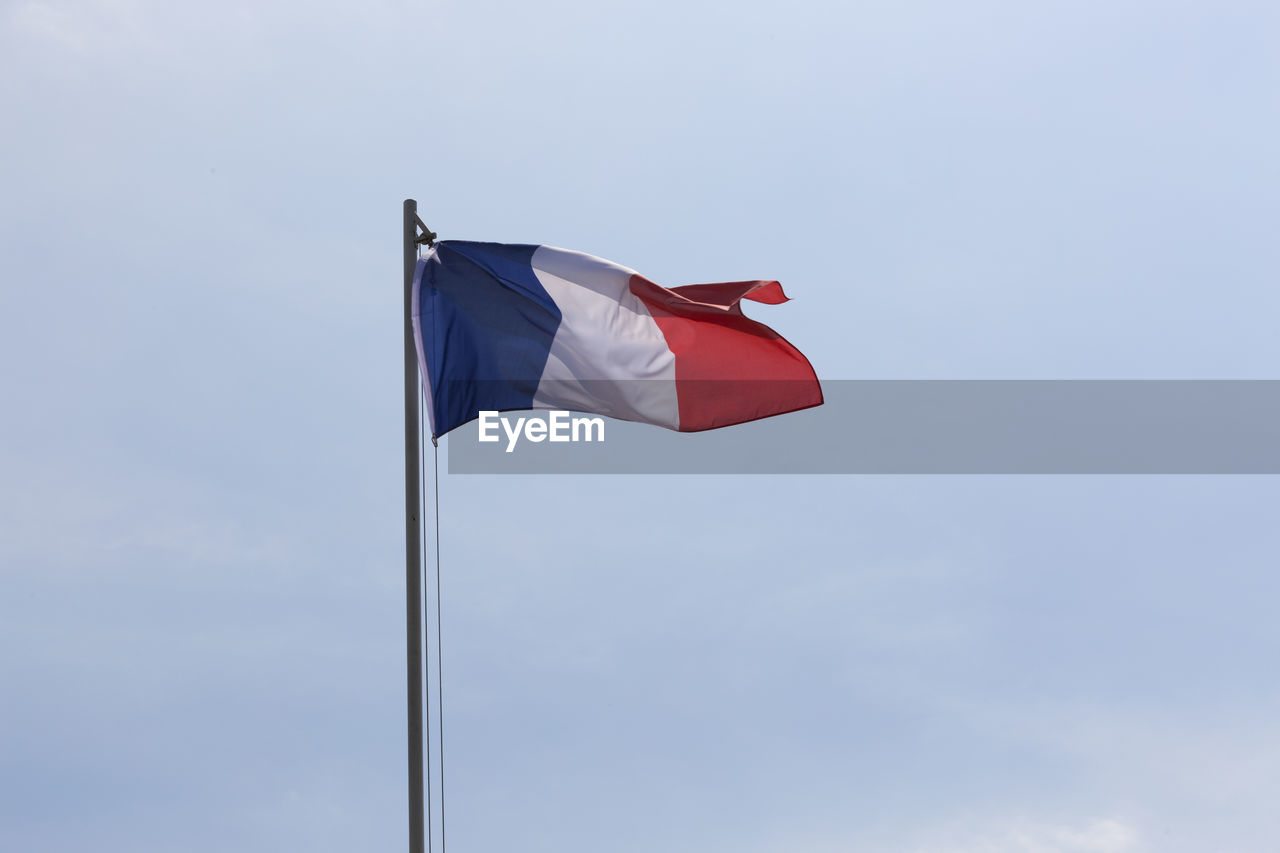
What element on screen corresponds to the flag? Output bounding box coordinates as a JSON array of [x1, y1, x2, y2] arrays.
[[412, 241, 822, 438]]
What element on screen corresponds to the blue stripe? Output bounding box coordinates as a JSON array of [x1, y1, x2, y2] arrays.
[[419, 241, 563, 436]]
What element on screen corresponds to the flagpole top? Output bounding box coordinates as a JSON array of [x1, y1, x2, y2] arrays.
[[404, 199, 437, 248]]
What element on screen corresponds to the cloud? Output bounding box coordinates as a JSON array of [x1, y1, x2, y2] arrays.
[[911, 818, 1141, 853], [5, 0, 154, 53]]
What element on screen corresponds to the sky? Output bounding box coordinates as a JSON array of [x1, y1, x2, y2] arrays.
[[3, 1, 1280, 851]]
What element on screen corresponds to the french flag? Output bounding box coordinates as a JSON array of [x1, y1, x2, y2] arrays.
[[412, 241, 822, 439]]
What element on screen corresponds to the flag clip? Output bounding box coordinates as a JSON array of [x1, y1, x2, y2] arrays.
[[415, 215, 437, 248]]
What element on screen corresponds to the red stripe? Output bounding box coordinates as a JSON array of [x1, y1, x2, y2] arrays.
[[628, 275, 823, 431]]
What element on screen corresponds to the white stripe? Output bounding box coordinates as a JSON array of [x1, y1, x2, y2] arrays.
[[530, 245, 680, 430], [411, 247, 437, 437]]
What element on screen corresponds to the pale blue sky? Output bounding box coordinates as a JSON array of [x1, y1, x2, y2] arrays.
[[3, 2, 1280, 851]]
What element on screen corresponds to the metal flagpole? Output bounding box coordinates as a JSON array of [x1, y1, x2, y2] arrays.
[[403, 199, 426, 853]]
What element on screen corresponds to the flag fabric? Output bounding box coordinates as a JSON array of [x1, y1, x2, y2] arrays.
[[412, 241, 822, 438]]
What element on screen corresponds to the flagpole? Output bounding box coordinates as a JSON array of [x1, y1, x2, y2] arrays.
[[403, 199, 426, 853]]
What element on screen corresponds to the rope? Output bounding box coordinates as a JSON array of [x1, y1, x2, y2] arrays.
[[434, 441, 447, 853], [416, 238, 446, 853], [420, 391, 432, 853]]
